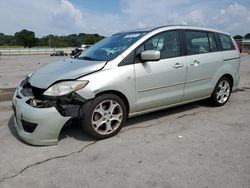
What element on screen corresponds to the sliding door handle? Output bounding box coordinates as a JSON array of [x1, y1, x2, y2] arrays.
[[190, 60, 200, 66]]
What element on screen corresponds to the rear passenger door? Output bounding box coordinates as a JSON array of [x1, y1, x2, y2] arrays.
[[183, 30, 223, 101]]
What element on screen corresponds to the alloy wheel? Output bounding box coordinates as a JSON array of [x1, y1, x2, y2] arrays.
[[91, 100, 123, 135], [216, 80, 230, 104]]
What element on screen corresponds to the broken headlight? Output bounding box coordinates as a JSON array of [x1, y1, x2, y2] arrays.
[[43, 80, 88, 97]]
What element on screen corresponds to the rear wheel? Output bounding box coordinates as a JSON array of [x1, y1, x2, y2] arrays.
[[81, 94, 127, 139], [210, 77, 232, 106]]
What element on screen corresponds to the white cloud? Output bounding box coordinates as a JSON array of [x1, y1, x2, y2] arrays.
[[0, 0, 58, 36], [220, 9, 226, 15], [51, 0, 84, 33], [0, 0, 249, 36], [120, 0, 192, 28], [119, 0, 250, 35], [207, 3, 250, 35], [0, 0, 85, 36]]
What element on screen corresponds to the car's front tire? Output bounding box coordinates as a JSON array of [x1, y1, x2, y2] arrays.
[[210, 77, 232, 106], [81, 94, 127, 139]]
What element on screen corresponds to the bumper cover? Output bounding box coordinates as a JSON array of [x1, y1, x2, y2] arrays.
[[12, 85, 70, 146]]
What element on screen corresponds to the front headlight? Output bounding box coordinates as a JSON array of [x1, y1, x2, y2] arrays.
[[43, 80, 89, 96]]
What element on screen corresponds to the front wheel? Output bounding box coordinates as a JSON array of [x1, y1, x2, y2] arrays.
[[210, 77, 232, 106], [81, 94, 127, 139]]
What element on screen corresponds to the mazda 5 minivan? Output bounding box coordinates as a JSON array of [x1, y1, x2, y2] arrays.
[[12, 25, 240, 145]]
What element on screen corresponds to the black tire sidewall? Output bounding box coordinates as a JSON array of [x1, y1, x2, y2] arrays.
[[81, 94, 127, 139]]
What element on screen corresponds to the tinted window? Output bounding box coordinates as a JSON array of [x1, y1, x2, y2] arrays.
[[185, 31, 210, 55], [136, 31, 180, 59], [219, 34, 235, 51]]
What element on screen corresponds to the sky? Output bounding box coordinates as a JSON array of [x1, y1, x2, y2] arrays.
[[0, 0, 249, 37]]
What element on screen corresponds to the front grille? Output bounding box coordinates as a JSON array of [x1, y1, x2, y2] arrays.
[[20, 87, 32, 97], [18, 77, 46, 99], [31, 86, 46, 99], [21, 120, 38, 133], [16, 94, 21, 99]]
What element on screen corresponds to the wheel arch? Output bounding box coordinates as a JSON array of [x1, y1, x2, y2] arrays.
[[219, 74, 234, 89], [96, 90, 130, 116]]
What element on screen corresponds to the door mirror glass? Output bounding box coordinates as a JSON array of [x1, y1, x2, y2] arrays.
[[141, 50, 160, 62]]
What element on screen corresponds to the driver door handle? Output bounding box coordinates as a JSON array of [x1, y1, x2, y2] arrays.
[[173, 62, 184, 69]]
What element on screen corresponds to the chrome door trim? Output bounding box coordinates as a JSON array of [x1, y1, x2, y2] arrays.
[[185, 77, 211, 84], [129, 95, 210, 117], [138, 82, 185, 93]]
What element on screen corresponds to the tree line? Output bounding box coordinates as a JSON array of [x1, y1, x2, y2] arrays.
[[233, 33, 250, 40], [0, 29, 105, 48], [1, 29, 249, 48]]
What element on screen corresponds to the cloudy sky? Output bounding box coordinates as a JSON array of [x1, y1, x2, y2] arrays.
[[0, 0, 249, 37]]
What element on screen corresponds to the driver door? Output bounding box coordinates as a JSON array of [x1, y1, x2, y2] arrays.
[[134, 30, 187, 112]]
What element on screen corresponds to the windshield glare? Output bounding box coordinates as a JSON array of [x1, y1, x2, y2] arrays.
[[78, 31, 148, 61]]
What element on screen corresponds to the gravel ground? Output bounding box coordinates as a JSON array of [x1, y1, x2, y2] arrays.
[[0, 55, 249, 188]]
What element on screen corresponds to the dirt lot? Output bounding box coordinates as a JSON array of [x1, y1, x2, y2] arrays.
[[0, 55, 250, 188]]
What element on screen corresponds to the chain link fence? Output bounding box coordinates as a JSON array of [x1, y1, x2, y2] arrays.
[[0, 47, 73, 56]]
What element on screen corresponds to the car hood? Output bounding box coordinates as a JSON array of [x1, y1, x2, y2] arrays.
[[29, 58, 107, 89]]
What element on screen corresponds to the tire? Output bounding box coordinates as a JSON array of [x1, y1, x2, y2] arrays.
[[81, 94, 127, 139], [210, 77, 232, 106]]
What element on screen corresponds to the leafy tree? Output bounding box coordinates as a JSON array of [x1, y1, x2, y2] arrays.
[[48, 35, 66, 47], [0, 33, 5, 46], [37, 36, 49, 46], [244, 33, 250, 39], [64, 34, 79, 47], [14, 29, 37, 47], [83, 34, 104, 44], [0, 30, 104, 47], [0, 33, 17, 46], [233, 35, 243, 40]]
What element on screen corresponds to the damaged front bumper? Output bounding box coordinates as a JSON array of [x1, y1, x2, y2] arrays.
[[12, 77, 85, 146]]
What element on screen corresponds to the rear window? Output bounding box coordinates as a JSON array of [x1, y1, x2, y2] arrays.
[[219, 34, 235, 51], [185, 31, 210, 55]]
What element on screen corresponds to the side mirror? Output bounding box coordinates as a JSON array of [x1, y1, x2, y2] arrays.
[[141, 50, 160, 62]]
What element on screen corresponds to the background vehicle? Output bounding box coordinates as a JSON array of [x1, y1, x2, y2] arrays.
[[12, 25, 240, 145], [50, 50, 67, 56], [71, 44, 91, 56]]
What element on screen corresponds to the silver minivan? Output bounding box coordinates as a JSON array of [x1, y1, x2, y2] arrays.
[[12, 25, 240, 145]]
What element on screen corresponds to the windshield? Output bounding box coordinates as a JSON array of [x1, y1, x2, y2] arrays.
[[78, 31, 148, 61]]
